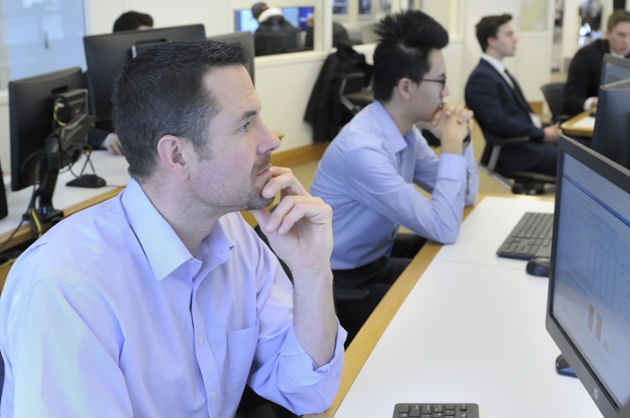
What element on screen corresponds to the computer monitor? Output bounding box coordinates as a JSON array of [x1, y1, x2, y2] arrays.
[[8, 67, 92, 223], [234, 7, 313, 32], [600, 54, 630, 85], [208, 31, 255, 85], [234, 9, 259, 33], [590, 78, 630, 169], [546, 136, 630, 418], [83, 24, 206, 124], [282, 7, 313, 30]]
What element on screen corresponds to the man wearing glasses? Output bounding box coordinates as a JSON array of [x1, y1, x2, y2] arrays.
[[465, 14, 562, 177], [310, 10, 478, 342]]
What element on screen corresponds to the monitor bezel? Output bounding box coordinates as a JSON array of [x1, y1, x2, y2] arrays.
[[83, 24, 206, 123], [599, 53, 630, 85], [8, 66, 86, 192], [207, 31, 255, 85], [546, 136, 630, 418]]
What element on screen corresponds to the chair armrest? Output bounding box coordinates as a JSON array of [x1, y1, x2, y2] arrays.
[[334, 288, 371, 301], [484, 136, 529, 171]]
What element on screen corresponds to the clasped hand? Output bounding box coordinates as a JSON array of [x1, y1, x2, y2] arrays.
[[250, 167, 333, 276], [418, 103, 474, 155]]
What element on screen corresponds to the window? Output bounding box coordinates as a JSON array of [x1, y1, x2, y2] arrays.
[[0, 0, 86, 89]]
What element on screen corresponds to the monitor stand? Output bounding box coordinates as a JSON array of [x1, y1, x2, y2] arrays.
[[555, 354, 577, 378], [66, 149, 106, 189]]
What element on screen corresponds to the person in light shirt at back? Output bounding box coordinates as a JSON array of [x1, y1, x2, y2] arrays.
[[310, 10, 478, 341]]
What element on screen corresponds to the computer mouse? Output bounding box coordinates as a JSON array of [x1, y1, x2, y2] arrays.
[[66, 174, 107, 189], [555, 354, 576, 378], [526, 257, 551, 277]]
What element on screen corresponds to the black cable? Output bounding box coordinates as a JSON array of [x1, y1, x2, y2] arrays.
[[0, 217, 27, 252]]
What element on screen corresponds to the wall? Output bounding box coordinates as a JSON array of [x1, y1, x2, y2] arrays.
[[0, 0, 559, 173]]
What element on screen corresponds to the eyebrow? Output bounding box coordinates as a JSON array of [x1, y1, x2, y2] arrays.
[[240, 110, 258, 122]]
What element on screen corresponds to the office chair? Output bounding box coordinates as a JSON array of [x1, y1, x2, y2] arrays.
[[339, 71, 373, 116], [478, 132, 555, 195], [253, 224, 369, 346], [540, 82, 570, 123]]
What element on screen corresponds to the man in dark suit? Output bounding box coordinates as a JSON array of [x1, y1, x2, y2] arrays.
[[465, 14, 562, 177], [564, 10, 630, 116], [251, 2, 299, 56]]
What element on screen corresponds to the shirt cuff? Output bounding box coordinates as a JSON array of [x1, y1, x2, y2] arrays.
[[279, 321, 347, 384], [437, 153, 467, 183], [583, 97, 596, 111]]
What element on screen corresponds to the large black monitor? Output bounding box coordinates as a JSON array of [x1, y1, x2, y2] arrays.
[[9, 67, 92, 223], [546, 136, 630, 418], [600, 54, 630, 85], [590, 78, 630, 169], [208, 31, 255, 84], [83, 24, 206, 124]]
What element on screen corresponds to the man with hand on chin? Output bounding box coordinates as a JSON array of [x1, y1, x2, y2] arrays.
[[0, 40, 345, 418], [310, 10, 479, 341]]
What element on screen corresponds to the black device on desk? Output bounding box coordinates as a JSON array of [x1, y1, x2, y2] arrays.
[[393, 403, 479, 418], [496, 211, 553, 260], [590, 78, 630, 169], [599, 54, 630, 85], [546, 137, 630, 418], [83, 24, 206, 125], [0, 160, 7, 220], [8, 67, 96, 230]]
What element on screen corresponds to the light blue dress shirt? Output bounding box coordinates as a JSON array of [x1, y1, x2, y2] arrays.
[[0, 179, 345, 418], [310, 101, 479, 270]]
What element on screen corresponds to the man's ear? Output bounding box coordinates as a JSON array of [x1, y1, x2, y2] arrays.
[[156, 134, 191, 180], [395, 77, 415, 101], [486, 36, 497, 50]]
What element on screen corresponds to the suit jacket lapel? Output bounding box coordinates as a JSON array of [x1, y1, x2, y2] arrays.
[[504, 69, 533, 113], [480, 60, 532, 114]]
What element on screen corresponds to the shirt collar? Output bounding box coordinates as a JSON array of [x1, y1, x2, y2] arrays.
[[371, 100, 409, 154], [121, 179, 235, 282], [481, 54, 506, 74], [121, 179, 193, 281]]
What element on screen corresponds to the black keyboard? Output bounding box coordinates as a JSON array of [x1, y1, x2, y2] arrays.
[[496, 211, 554, 260], [393, 403, 479, 418]]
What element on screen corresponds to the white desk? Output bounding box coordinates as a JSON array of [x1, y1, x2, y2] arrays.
[[333, 196, 603, 418], [1, 151, 130, 237]]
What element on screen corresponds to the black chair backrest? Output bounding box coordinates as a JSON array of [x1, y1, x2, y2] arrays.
[[541, 82, 568, 122]]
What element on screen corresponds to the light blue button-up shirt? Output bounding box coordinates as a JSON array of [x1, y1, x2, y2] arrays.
[[0, 179, 345, 417], [310, 101, 479, 270]]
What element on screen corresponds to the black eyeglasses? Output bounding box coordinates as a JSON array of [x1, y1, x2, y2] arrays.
[[421, 76, 447, 88]]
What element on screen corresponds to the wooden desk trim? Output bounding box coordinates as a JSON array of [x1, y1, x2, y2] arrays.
[[309, 193, 552, 418], [561, 111, 593, 137], [0, 187, 124, 251], [0, 187, 124, 293]]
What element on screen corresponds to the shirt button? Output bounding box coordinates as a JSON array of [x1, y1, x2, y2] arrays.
[[211, 392, 216, 399], [187, 259, 195, 264], [197, 336, 204, 345]]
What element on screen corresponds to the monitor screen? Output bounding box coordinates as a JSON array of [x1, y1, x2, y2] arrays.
[[207, 31, 255, 85], [600, 54, 630, 85], [9, 67, 86, 192], [591, 79, 630, 169], [83, 24, 206, 124], [234, 9, 259, 33], [235, 7, 313, 32], [282, 7, 313, 30], [547, 136, 630, 418]]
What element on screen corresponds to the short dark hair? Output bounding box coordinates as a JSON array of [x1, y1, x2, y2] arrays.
[[475, 14, 512, 52], [112, 41, 246, 181], [113, 11, 154, 32], [251, 2, 268, 20], [607, 9, 630, 32], [372, 10, 449, 102]]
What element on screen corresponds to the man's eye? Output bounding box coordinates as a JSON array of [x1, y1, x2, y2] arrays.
[[239, 121, 252, 132]]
